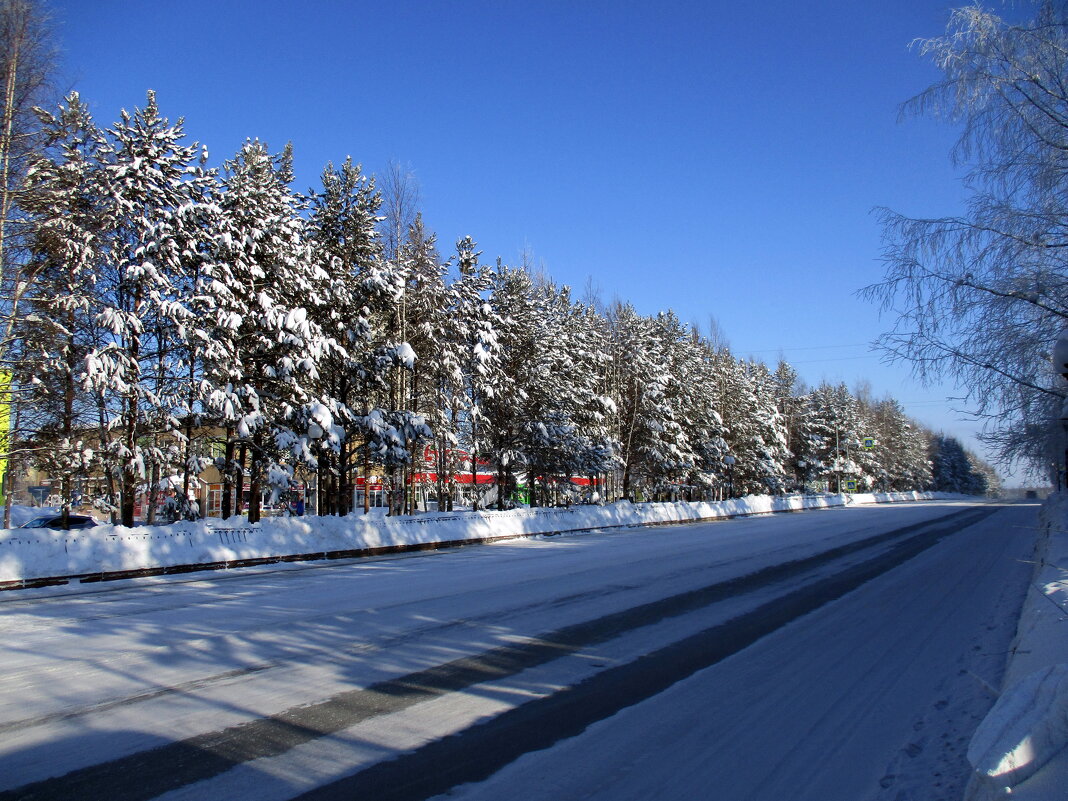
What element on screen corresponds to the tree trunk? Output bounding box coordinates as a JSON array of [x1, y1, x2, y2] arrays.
[[363, 457, 371, 515], [221, 433, 235, 519], [236, 442, 247, 516], [181, 304, 199, 512], [338, 441, 349, 515], [247, 436, 261, 524], [146, 461, 159, 525], [435, 437, 445, 512], [96, 396, 118, 523], [120, 393, 137, 527]]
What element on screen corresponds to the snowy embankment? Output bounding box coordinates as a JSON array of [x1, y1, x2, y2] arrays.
[[0, 491, 939, 588], [965, 493, 1068, 800]]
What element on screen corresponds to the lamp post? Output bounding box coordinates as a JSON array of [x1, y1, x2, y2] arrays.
[[724, 455, 735, 499]]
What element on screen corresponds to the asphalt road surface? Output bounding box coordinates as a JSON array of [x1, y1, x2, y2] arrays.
[[0, 499, 1039, 800]]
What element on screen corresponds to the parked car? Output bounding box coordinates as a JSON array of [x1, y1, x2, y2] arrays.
[[19, 514, 98, 531]]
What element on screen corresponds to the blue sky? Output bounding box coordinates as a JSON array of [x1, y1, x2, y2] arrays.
[[50, 0, 1012, 475]]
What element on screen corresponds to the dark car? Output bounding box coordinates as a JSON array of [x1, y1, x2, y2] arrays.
[[19, 514, 98, 531]]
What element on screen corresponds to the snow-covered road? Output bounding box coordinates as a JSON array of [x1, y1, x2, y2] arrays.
[[0, 499, 1038, 800]]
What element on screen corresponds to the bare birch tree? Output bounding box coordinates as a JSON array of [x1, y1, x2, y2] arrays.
[[863, 1, 1068, 476], [0, 0, 57, 363]]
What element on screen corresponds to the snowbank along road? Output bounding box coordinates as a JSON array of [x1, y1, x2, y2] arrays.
[[0, 499, 1039, 801]]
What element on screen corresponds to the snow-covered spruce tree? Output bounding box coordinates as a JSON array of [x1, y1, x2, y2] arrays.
[[168, 159, 237, 514], [898, 418, 935, 490], [701, 346, 741, 498], [209, 140, 334, 523], [14, 93, 109, 523], [787, 381, 834, 493], [402, 228, 468, 512], [351, 337, 429, 517], [967, 447, 1001, 495], [847, 385, 883, 490]]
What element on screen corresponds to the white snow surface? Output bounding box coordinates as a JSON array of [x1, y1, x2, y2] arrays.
[[962, 492, 1068, 801], [967, 665, 1068, 788], [425, 500, 1035, 801], [0, 496, 1025, 801], [0, 491, 943, 583]]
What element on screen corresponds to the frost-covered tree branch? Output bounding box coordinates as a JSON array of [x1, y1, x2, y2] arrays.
[[864, 1, 1068, 476]]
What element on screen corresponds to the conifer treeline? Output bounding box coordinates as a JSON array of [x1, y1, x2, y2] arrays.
[[8, 93, 997, 523]]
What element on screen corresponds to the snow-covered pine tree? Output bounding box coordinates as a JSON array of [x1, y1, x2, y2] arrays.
[[401, 215, 453, 512], [448, 237, 500, 510], [77, 92, 218, 526], [485, 270, 615, 507], [480, 264, 534, 506], [558, 295, 617, 497], [15, 93, 109, 523], [209, 140, 334, 522], [607, 302, 655, 500], [867, 397, 932, 491], [305, 157, 384, 514], [677, 331, 729, 499], [643, 311, 698, 498], [724, 359, 791, 495], [929, 434, 996, 495], [607, 304, 696, 500], [771, 360, 807, 492], [798, 382, 869, 493]]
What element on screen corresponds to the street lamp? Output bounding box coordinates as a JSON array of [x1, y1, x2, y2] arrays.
[[724, 455, 735, 499]]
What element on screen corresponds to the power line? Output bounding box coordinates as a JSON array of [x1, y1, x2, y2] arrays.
[[790, 355, 878, 364], [740, 342, 872, 354]]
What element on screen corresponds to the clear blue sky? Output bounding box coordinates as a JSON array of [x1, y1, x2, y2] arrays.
[[49, 0, 1015, 477]]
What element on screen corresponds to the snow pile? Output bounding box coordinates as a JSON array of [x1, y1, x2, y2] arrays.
[[965, 493, 1068, 800], [967, 665, 1068, 788], [0, 491, 939, 585]]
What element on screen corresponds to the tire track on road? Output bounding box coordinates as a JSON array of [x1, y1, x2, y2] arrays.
[[0, 506, 996, 801], [295, 506, 1000, 801]]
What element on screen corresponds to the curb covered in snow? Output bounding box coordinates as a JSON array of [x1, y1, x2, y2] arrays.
[[964, 493, 1068, 800], [0, 491, 942, 590]]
